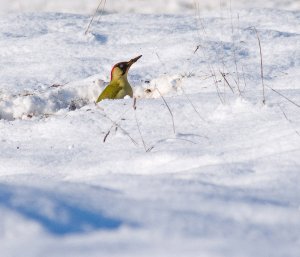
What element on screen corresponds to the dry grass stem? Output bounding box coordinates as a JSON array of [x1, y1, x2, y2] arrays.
[[180, 85, 206, 122], [100, 106, 138, 146], [267, 85, 300, 108], [133, 98, 154, 152], [85, 0, 106, 35], [253, 27, 265, 104], [220, 71, 234, 93], [278, 104, 300, 137], [156, 88, 176, 134]]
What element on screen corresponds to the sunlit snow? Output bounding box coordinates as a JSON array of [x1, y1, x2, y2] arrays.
[[0, 1, 300, 257]]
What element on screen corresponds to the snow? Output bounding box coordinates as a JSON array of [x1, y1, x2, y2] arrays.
[[1, 0, 300, 14], [1, 1, 300, 257]]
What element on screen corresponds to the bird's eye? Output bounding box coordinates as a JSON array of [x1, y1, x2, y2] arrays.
[[119, 64, 124, 68]]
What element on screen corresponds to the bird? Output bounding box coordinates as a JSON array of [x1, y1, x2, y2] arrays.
[[96, 55, 142, 103]]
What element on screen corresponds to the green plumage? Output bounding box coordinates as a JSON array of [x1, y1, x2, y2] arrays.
[[96, 55, 142, 103], [96, 79, 133, 103]]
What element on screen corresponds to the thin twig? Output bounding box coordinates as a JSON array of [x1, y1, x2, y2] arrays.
[[180, 85, 206, 122], [194, 45, 201, 54], [229, 2, 241, 94], [100, 108, 138, 146], [193, 0, 207, 35], [155, 52, 168, 73], [96, 0, 107, 23], [278, 104, 300, 137], [157, 137, 198, 145], [220, 71, 234, 93], [85, 0, 104, 35], [192, 1, 226, 104], [49, 78, 74, 89], [103, 130, 111, 143], [211, 66, 224, 104], [241, 65, 247, 92], [266, 85, 300, 108], [253, 27, 265, 104], [133, 98, 153, 152], [156, 88, 176, 134]]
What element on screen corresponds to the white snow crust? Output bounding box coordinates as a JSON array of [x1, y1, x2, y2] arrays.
[[0, 1, 300, 257], [1, 0, 300, 14]]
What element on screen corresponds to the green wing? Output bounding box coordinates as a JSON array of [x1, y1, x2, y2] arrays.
[[96, 82, 121, 103]]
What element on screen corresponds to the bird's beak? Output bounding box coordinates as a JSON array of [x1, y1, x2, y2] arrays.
[[128, 55, 142, 67]]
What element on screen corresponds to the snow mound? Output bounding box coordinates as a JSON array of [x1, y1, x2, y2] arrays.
[[0, 72, 181, 120], [0, 73, 183, 120], [135, 75, 182, 99], [0, 76, 103, 120]]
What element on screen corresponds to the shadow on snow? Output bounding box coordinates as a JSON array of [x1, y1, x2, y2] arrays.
[[0, 184, 125, 236]]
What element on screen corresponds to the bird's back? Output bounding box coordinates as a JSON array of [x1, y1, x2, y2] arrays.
[[96, 79, 133, 103]]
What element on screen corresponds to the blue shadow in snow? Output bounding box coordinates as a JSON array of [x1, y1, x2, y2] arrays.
[[0, 184, 124, 236], [91, 33, 108, 44]]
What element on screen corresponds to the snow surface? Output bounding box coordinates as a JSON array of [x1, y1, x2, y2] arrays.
[[1, 0, 300, 14], [1, 2, 300, 257]]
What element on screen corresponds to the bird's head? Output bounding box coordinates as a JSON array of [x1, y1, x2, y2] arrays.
[[110, 55, 142, 81]]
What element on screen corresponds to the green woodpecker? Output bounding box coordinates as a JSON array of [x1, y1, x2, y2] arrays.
[[96, 55, 142, 103]]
